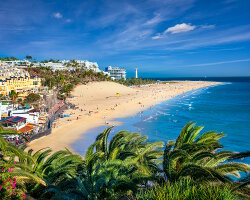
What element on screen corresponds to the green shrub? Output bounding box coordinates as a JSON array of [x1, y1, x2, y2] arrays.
[[117, 78, 156, 86], [135, 179, 239, 200]]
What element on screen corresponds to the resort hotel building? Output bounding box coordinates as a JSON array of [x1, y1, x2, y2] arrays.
[[1, 59, 31, 67], [40, 60, 110, 75], [40, 62, 73, 71], [105, 66, 126, 80], [0, 65, 41, 96]]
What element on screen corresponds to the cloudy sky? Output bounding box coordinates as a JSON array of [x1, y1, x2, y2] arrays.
[[0, 0, 250, 77]]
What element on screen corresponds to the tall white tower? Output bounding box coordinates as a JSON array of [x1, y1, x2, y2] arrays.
[[135, 68, 138, 79]]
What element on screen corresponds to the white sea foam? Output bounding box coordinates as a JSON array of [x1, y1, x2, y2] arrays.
[[143, 116, 153, 121], [157, 111, 170, 116]]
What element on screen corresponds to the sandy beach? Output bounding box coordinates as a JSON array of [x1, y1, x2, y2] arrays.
[[28, 81, 220, 153]]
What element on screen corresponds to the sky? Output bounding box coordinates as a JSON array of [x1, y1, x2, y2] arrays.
[[0, 0, 250, 77]]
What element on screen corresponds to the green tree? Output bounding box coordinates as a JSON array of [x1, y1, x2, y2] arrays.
[[9, 90, 18, 103], [0, 124, 18, 136], [0, 123, 249, 199], [73, 127, 163, 199], [42, 76, 56, 89], [17, 98, 23, 105], [25, 93, 40, 104], [18, 148, 83, 199], [0, 136, 83, 199], [163, 122, 250, 183], [49, 58, 56, 63], [25, 55, 32, 60]]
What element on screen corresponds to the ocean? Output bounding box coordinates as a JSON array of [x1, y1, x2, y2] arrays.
[[72, 77, 250, 164]]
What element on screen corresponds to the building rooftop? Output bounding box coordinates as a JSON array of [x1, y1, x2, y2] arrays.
[[18, 124, 33, 134], [1, 116, 26, 123]]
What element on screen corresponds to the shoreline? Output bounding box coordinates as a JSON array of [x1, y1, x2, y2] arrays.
[[27, 81, 221, 153], [71, 84, 220, 156]]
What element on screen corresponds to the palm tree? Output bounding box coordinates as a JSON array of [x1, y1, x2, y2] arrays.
[[0, 133, 84, 198], [0, 140, 84, 199], [42, 76, 56, 89], [0, 124, 18, 135], [0, 135, 36, 187], [18, 148, 83, 198], [73, 127, 164, 199], [9, 90, 18, 103], [25, 55, 32, 61], [17, 98, 23, 105], [0, 123, 249, 199], [163, 122, 250, 183]]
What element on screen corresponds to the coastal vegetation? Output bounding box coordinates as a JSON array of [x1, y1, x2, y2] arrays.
[[24, 93, 40, 104], [0, 57, 18, 61], [0, 122, 249, 199], [118, 78, 156, 86], [136, 179, 239, 200], [9, 90, 18, 103]]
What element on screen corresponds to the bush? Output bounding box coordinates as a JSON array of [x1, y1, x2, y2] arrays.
[[135, 179, 239, 200], [118, 78, 156, 86], [24, 93, 40, 103], [0, 165, 26, 199]]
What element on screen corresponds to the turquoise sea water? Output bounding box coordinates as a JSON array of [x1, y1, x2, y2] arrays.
[[72, 78, 250, 164]]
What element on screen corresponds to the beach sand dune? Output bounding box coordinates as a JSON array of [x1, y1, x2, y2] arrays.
[[28, 81, 220, 153]]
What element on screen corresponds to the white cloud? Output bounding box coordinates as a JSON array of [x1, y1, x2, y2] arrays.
[[152, 23, 196, 40], [53, 12, 63, 19], [187, 58, 250, 67], [200, 24, 215, 29], [152, 34, 164, 40], [166, 27, 250, 50], [144, 13, 162, 26], [164, 23, 196, 34]]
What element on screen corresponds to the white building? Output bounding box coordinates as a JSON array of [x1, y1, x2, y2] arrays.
[[0, 60, 31, 68], [1, 116, 27, 131], [40, 62, 74, 71], [0, 101, 14, 118], [84, 61, 101, 72], [0, 102, 40, 134], [12, 109, 39, 125], [0, 64, 28, 77], [62, 60, 110, 76], [61, 60, 103, 73], [0, 102, 39, 124], [105, 66, 126, 80]]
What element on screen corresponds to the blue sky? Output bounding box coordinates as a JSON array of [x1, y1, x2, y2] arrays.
[[0, 0, 250, 77]]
